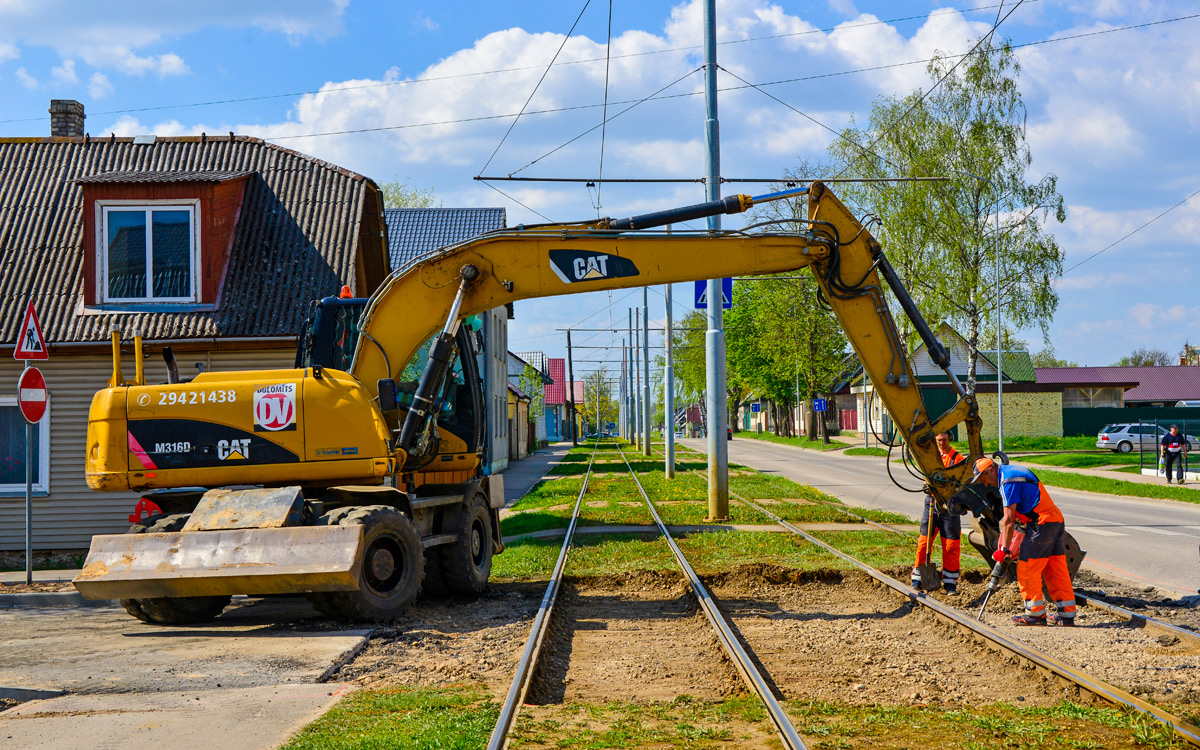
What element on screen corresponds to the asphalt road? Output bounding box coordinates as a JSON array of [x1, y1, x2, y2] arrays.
[[682, 437, 1200, 597]]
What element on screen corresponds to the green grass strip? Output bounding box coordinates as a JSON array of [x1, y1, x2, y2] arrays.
[[843, 446, 889, 457], [280, 686, 497, 750], [1034, 468, 1200, 504], [734, 431, 845, 451]]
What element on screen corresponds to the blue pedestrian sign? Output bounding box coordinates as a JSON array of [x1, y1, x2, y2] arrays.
[[814, 398, 827, 413], [751, 402, 761, 413], [694, 278, 732, 309]]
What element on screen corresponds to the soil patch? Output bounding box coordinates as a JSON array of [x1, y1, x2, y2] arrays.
[[330, 581, 545, 696], [1072, 568, 1200, 632], [946, 571, 1200, 703], [529, 569, 742, 704], [0, 581, 74, 593], [707, 566, 1089, 708]]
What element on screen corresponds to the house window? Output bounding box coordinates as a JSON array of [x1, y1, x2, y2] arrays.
[[100, 202, 199, 302], [0, 398, 50, 495]]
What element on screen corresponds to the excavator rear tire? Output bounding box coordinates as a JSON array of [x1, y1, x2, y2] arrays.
[[322, 506, 424, 621], [441, 492, 493, 594], [119, 513, 232, 625]]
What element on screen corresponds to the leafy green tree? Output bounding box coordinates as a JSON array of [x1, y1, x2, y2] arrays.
[[827, 42, 1065, 395], [1031, 344, 1077, 368], [1112, 347, 1172, 367], [380, 179, 441, 208], [519, 365, 544, 419], [578, 371, 617, 433]]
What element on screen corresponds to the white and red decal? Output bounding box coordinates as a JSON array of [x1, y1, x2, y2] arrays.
[[253, 383, 296, 432]]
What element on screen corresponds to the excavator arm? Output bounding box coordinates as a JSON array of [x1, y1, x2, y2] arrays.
[[353, 181, 984, 511]]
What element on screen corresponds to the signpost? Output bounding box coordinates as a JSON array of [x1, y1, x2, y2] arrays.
[[14, 301, 48, 585], [693, 278, 732, 310]]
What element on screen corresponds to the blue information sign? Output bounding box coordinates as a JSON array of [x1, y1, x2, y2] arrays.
[[751, 402, 761, 413], [694, 278, 732, 309], [814, 398, 827, 413]]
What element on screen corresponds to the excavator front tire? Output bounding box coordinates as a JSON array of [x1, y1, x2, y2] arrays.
[[319, 506, 424, 621], [119, 513, 232, 625], [441, 492, 494, 594]]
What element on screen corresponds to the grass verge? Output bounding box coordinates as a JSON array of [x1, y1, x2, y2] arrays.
[[279, 686, 497, 750], [735, 431, 844, 451], [1034, 469, 1200, 504], [843, 446, 889, 457], [1014, 452, 1149, 468]]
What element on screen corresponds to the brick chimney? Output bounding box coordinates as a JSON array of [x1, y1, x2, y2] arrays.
[[49, 99, 85, 137]]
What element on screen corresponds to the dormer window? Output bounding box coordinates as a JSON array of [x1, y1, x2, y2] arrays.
[[79, 170, 252, 310], [100, 202, 199, 302]]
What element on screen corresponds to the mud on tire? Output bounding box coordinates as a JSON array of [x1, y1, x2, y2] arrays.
[[317, 505, 424, 622], [119, 513, 232, 625]]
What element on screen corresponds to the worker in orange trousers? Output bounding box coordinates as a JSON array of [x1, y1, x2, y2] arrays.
[[974, 457, 1077, 626], [911, 432, 965, 594]]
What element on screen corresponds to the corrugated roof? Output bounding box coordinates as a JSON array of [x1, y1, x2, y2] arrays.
[[1035, 366, 1200, 401], [979, 350, 1037, 383], [545, 358, 566, 404], [76, 170, 253, 183], [384, 207, 505, 269], [0, 135, 385, 344]]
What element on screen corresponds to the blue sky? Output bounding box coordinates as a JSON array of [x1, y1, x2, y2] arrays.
[[2, 0, 1198, 377]]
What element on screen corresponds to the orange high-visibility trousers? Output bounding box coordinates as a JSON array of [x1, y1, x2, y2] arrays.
[[912, 496, 961, 587], [1015, 508, 1076, 622]]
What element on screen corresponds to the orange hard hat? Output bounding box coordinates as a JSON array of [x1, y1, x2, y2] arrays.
[[973, 457, 996, 480]]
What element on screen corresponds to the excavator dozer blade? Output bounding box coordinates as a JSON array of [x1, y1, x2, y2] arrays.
[[73, 525, 365, 600]]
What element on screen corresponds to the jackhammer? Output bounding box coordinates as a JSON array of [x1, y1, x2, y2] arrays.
[[977, 557, 1009, 618]]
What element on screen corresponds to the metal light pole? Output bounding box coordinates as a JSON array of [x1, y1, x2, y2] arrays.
[[954, 169, 1004, 452], [702, 0, 728, 520], [566, 330, 577, 446], [634, 307, 642, 450], [642, 287, 652, 456], [665, 280, 675, 477]]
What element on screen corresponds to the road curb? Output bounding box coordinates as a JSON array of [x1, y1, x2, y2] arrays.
[[0, 591, 114, 610]]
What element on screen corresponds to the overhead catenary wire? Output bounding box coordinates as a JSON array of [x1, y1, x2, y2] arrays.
[[593, 0, 615, 212]]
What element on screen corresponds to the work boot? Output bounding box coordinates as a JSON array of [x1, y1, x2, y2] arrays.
[[1012, 614, 1047, 626], [943, 583, 958, 596], [1048, 613, 1075, 627]]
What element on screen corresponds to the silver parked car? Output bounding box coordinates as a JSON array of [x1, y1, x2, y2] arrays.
[[1097, 423, 1196, 453]]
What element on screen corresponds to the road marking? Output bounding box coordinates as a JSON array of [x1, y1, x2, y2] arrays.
[[1070, 526, 1127, 537], [1125, 525, 1189, 536]]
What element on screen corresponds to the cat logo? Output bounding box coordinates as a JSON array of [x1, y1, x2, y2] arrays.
[[549, 249, 639, 284], [217, 439, 251, 461]]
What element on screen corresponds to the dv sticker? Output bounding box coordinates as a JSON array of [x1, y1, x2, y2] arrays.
[[254, 384, 297, 432], [549, 250, 639, 284]]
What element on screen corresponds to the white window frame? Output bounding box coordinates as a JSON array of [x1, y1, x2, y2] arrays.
[[0, 396, 51, 495], [97, 200, 201, 304]]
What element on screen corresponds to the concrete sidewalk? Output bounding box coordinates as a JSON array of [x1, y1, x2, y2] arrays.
[[499, 443, 572, 505]]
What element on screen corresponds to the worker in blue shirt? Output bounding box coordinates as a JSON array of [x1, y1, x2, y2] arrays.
[[1161, 425, 1187, 484]]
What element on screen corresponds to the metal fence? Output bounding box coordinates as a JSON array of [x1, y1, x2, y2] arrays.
[[1132, 418, 1200, 477], [1063, 407, 1200, 437]]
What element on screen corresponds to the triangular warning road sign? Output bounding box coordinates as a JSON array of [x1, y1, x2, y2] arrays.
[[14, 301, 48, 360]]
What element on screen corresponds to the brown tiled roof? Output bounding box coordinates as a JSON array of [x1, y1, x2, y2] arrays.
[[0, 135, 385, 346]]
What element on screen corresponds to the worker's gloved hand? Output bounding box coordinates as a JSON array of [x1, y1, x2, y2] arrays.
[[992, 548, 1010, 563]]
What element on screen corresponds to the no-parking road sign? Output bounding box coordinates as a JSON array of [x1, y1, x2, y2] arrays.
[[18, 366, 47, 424]]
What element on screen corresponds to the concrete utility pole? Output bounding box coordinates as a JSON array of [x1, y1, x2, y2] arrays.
[[627, 309, 635, 443], [619, 344, 627, 440], [566, 330, 578, 446], [634, 307, 642, 451], [642, 287, 652, 456], [702, 0, 729, 521], [665, 279, 675, 477]]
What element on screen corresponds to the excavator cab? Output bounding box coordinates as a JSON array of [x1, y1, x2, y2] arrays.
[[295, 294, 367, 371]]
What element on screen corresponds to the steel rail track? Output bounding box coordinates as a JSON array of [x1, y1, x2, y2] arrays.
[[613, 442, 809, 750], [487, 441, 600, 750], [730, 490, 1200, 747]]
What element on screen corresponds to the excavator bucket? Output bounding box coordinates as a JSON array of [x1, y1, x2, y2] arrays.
[[73, 525, 365, 600]]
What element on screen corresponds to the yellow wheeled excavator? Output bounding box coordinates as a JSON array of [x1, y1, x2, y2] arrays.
[[73, 181, 1081, 623]]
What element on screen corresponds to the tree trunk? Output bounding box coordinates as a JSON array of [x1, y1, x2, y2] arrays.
[[806, 394, 819, 441], [820, 394, 831, 444]]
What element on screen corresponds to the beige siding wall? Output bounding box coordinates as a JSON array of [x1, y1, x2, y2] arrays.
[[0, 346, 294, 551], [975, 391, 1063, 440]]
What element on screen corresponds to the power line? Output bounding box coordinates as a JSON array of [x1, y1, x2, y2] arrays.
[[0, 0, 1042, 126], [1061, 185, 1200, 277]]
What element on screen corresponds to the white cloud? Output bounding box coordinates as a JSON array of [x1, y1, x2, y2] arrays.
[[15, 66, 37, 89], [51, 58, 76, 84], [0, 1, 346, 76], [87, 71, 113, 99], [0, 40, 16, 63], [413, 12, 438, 32]]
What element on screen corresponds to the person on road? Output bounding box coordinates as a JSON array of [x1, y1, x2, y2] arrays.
[[1162, 425, 1187, 485], [974, 457, 1077, 626], [911, 432, 964, 594]]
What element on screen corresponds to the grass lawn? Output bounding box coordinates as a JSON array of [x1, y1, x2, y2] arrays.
[[279, 686, 498, 750], [735, 431, 844, 451], [843, 446, 889, 457], [952, 436, 1097, 452], [1035, 468, 1200, 504], [1014, 451, 1151, 468]]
